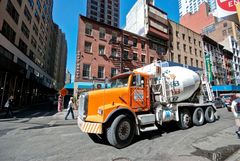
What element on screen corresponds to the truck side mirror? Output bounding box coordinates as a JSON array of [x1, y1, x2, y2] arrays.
[[136, 74, 142, 87]]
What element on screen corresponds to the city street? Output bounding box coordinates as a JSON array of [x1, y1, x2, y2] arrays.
[[0, 107, 240, 161]]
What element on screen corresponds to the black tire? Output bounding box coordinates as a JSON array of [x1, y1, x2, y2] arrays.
[[88, 133, 105, 143], [177, 108, 192, 130], [192, 107, 204, 126], [205, 106, 215, 123], [106, 115, 135, 149]]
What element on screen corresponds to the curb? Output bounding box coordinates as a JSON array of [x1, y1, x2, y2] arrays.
[[226, 149, 240, 161]]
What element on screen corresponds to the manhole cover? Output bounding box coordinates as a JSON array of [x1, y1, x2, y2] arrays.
[[192, 145, 240, 161], [112, 157, 132, 161]]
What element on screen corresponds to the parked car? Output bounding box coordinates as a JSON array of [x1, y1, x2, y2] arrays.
[[220, 93, 237, 112], [214, 97, 224, 108]]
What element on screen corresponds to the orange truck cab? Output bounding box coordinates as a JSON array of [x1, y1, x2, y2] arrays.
[[78, 71, 150, 148]]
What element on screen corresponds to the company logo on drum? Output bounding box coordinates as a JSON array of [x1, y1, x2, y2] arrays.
[[217, 0, 240, 12]]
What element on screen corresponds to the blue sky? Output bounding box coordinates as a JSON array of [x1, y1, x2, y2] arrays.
[[53, 0, 179, 81]]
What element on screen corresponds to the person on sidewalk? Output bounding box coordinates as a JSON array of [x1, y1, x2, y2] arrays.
[[231, 96, 240, 139], [4, 95, 15, 118], [65, 97, 74, 120]]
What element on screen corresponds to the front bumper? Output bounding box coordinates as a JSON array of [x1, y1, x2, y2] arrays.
[[78, 116, 103, 134]]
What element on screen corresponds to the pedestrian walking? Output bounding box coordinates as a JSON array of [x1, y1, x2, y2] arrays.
[[231, 97, 240, 139], [65, 97, 75, 120], [4, 95, 15, 118]]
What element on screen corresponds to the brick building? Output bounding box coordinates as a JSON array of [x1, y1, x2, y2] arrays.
[[222, 49, 234, 85], [75, 15, 168, 83]]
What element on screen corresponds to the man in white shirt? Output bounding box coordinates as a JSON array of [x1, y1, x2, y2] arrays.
[[231, 97, 240, 138]]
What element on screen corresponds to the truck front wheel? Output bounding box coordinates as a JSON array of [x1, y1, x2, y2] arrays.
[[178, 108, 192, 130], [106, 115, 135, 149]]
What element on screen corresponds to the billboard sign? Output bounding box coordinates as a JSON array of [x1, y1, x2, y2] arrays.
[[215, 0, 240, 18]]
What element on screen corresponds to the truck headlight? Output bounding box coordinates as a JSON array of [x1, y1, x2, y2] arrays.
[[78, 92, 88, 120]]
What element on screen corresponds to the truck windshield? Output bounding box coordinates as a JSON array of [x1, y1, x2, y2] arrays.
[[110, 74, 130, 88]]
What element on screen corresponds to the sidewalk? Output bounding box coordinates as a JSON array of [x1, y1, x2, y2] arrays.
[[0, 102, 51, 119]]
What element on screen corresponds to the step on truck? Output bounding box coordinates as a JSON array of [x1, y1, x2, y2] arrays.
[[77, 61, 218, 148]]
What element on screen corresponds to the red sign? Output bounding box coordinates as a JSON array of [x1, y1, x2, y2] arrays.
[[217, 0, 240, 12], [60, 88, 68, 96]]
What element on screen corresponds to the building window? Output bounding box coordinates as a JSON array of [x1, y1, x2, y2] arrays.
[[124, 35, 128, 45], [85, 23, 92, 36], [6, 0, 19, 24], [98, 66, 104, 79], [18, 39, 28, 55], [191, 58, 193, 66], [196, 60, 199, 67], [176, 31, 179, 37], [195, 48, 198, 56], [17, 0, 22, 6], [123, 50, 129, 59], [112, 31, 117, 42], [188, 36, 191, 43], [28, 0, 34, 9], [150, 57, 154, 63], [83, 64, 90, 78], [141, 55, 145, 63], [200, 50, 202, 57], [177, 42, 180, 50], [178, 55, 181, 63], [111, 48, 117, 57], [182, 34, 185, 40], [24, 6, 32, 23], [133, 38, 137, 47], [21, 22, 30, 39], [31, 36, 37, 48], [199, 41, 201, 47], [194, 39, 196, 45], [183, 44, 186, 52], [189, 46, 192, 54], [35, 10, 40, 23], [99, 45, 105, 55], [17, 58, 26, 68], [111, 68, 117, 77], [2, 20, 16, 44], [133, 53, 138, 61], [33, 23, 38, 35], [201, 61, 203, 68], [184, 56, 187, 65], [141, 41, 145, 49], [85, 42, 92, 53], [99, 27, 105, 39], [37, 0, 41, 12]]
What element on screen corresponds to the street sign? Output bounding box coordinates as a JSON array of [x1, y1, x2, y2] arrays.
[[60, 88, 68, 96], [215, 0, 240, 18]]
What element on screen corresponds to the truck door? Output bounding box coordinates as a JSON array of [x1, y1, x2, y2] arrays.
[[130, 74, 149, 111]]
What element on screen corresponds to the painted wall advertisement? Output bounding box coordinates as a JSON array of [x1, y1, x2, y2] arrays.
[[214, 0, 240, 18]]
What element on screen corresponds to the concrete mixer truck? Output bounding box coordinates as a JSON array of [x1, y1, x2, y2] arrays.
[[77, 61, 217, 148]]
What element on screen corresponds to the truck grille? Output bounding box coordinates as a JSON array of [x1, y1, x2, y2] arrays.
[[78, 92, 88, 120]]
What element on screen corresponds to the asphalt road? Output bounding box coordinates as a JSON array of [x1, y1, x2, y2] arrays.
[[0, 106, 239, 161]]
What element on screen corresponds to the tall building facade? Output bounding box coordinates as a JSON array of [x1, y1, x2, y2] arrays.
[[125, 0, 169, 60], [169, 20, 204, 71], [179, 0, 216, 17], [0, 0, 67, 107], [86, 0, 120, 27]]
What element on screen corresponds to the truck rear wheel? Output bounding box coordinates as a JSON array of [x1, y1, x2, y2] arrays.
[[106, 115, 135, 149], [192, 107, 204, 126], [178, 108, 192, 130], [205, 106, 215, 123]]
